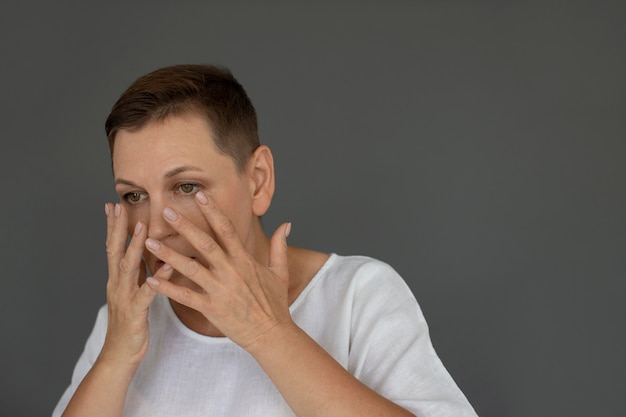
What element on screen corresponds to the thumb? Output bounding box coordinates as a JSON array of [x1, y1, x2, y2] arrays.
[[268, 222, 291, 283]]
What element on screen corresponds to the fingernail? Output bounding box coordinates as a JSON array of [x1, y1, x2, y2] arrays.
[[134, 221, 143, 236], [195, 191, 208, 205], [146, 276, 160, 287], [162, 263, 172, 272], [145, 238, 161, 251], [114, 203, 121, 218], [162, 207, 178, 221], [285, 222, 292, 238], [104, 203, 110, 216]]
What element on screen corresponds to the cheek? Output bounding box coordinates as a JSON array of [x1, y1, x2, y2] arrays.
[[124, 204, 149, 234], [214, 191, 253, 236], [175, 200, 212, 233], [169, 193, 206, 222]]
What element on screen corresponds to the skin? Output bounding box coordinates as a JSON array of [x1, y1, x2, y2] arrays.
[[61, 113, 415, 417]]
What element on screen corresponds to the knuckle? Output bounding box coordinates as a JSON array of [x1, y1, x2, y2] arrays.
[[218, 217, 237, 239], [105, 242, 122, 257], [199, 236, 217, 252], [139, 283, 154, 297], [119, 258, 133, 273], [178, 288, 194, 305], [184, 259, 200, 276], [236, 253, 255, 271]]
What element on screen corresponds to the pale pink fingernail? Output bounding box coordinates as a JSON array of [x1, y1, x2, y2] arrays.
[[195, 191, 208, 205], [285, 222, 292, 238], [162, 263, 172, 272], [145, 238, 161, 251], [146, 276, 160, 287], [114, 203, 121, 218], [104, 203, 110, 216], [162, 207, 178, 221], [134, 221, 143, 236]]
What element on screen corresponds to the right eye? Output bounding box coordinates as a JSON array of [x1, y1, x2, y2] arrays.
[[123, 192, 147, 204]]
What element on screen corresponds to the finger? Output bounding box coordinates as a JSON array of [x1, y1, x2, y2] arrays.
[[268, 222, 291, 285], [106, 203, 128, 286], [144, 237, 212, 289], [132, 263, 174, 313], [105, 203, 114, 246], [194, 191, 246, 256], [118, 220, 149, 291], [160, 206, 226, 267], [152, 262, 174, 281], [145, 275, 205, 313], [104, 203, 116, 256]]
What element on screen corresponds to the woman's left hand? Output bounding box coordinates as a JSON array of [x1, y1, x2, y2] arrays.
[[144, 190, 293, 350], [143, 191, 417, 417]]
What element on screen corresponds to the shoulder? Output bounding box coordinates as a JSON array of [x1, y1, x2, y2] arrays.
[[326, 254, 400, 277], [288, 246, 408, 291], [325, 254, 415, 299], [293, 252, 418, 315]]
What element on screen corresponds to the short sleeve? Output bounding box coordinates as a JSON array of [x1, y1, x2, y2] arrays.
[[347, 260, 477, 417]]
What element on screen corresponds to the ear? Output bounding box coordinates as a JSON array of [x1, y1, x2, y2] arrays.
[[247, 145, 275, 217]]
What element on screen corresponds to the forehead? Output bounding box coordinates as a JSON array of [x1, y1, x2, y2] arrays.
[[112, 114, 235, 177]]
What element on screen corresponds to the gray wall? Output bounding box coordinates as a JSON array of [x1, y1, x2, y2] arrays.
[[1, 2, 624, 416]]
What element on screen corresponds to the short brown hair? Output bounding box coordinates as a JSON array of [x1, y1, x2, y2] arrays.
[[105, 64, 260, 170]]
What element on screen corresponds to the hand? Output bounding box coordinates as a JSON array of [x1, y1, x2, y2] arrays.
[[101, 203, 173, 366], [143, 191, 293, 350]]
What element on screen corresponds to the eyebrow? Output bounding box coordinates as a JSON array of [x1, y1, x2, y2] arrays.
[[114, 165, 204, 187], [164, 165, 204, 178]]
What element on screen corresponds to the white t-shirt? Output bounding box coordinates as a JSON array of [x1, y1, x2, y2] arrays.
[[53, 254, 477, 417]]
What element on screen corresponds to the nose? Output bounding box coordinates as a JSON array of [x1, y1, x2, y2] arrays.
[[147, 197, 176, 240]]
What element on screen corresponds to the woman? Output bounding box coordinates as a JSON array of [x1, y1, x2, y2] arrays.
[[53, 64, 477, 417]]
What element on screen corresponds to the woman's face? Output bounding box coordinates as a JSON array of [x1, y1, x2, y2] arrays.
[[112, 113, 260, 287]]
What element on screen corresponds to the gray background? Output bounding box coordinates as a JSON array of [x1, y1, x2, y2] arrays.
[[1, 1, 624, 416]]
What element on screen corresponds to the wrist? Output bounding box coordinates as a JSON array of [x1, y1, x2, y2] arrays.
[[89, 354, 139, 389], [97, 342, 145, 375], [243, 319, 301, 359]]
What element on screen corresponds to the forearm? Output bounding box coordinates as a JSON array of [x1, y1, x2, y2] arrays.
[[62, 205, 163, 416], [247, 322, 415, 417], [61, 356, 137, 417]]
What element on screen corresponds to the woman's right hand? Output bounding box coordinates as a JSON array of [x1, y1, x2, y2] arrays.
[[60, 204, 172, 417], [100, 203, 172, 367]]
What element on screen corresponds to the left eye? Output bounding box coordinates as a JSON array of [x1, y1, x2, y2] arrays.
[[178, 183, 198, 194]]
